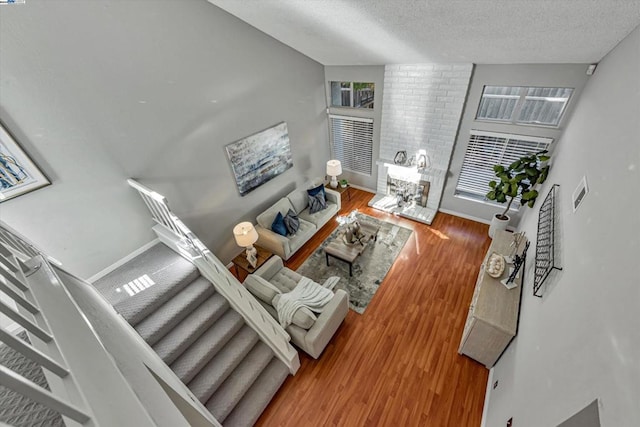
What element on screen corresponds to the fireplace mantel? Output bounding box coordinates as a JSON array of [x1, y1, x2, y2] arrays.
[[376, 159, 447, 179], [369, 159, 448, 225]]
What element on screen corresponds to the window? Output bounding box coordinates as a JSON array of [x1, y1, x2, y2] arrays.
[[455, 130, 552, 206], [329, 114, 373, 175], [330, 81, 375, 109], [477, 86, 573, 127]]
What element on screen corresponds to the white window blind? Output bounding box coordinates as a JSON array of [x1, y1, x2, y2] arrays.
[[455, 130, 552, 204], [477, 86, 573, 127], [517, 87, 573, 126], [329, 114, 373, 175]]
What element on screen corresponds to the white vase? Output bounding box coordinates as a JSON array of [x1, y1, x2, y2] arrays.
[[488, 213, 510, 238]]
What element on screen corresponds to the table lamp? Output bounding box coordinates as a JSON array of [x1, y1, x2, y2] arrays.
[[233, 222, 259, 268], [326, 159, 342, 188]]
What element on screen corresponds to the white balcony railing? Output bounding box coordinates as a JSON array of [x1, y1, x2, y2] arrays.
[[0, 220, 221, 426]]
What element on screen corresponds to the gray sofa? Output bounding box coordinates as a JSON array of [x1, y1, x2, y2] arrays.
[[255, 185, 341, 260], [244, 256, 349, 359]]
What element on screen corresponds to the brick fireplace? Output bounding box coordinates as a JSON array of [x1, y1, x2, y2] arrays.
[[368, 63, 472, 224]]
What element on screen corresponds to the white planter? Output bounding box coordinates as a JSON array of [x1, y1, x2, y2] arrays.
[[488, 213, 510, 238]]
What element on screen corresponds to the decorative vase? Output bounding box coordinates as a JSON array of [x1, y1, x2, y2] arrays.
[[345, 228, 353, 243], [488, 214, 510, 238], [394, 150, 407, 165]]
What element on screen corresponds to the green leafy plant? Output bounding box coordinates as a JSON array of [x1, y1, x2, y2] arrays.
[[487, 151, 551, 219]]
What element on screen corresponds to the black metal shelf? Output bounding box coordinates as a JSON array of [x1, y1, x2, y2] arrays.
[[534, 184, 562, 297]]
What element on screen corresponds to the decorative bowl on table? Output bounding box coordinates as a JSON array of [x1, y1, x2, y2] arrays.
[[485, 252, 506, 278]]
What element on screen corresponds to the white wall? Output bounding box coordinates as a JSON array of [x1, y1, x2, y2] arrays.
[[484, 25, 640, 426], [0, 0, 328, 277], [324, 66, 384, 191], [441, 64, 590, 225]]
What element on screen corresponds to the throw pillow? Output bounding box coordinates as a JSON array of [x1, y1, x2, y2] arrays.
[[271, 294, 317, 330], [292, 306, 317, 330], [307, 184, 327, 214], [244, 275, 282, 304], [307, 183, 325, 197], [271, 212, 287, 236], [283, 209, 300, 235]]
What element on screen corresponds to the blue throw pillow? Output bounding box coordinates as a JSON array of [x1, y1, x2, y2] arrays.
[[307, 183, 325, 197], [271, 212, 288, 236], [307, 184, 327, 214], [283, 209, 300, 235]]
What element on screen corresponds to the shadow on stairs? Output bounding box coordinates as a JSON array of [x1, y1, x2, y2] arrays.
[[92, 242, 289, 426]]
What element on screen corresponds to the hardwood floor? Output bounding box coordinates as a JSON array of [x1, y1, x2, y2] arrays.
[[257, 188, 492, 427]]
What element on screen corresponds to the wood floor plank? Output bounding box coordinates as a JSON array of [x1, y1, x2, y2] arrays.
[[256, 188, 491, 427]]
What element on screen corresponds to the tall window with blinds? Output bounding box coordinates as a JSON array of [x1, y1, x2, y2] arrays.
[[329, 114, 373, 175], [455, 130, 552, 205]]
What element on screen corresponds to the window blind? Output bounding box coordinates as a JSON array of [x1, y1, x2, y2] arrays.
[[476, 86, 573, 127], [329, 114, 373, 175], [455, 130, 552, 204]]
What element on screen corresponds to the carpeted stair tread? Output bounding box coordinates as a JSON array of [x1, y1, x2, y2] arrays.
[[135, 276, 215, 346], [93, 243, 290, 425], [170, 309, 245, 384], [187, 325, 259, 404], [205, 341, 275, 423], [222, 357, 290, 427], [93, 243, 200, 325], [152, 293, 229, 365]]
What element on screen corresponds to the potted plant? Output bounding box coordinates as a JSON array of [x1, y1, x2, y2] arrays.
[[486, 150, 550, 238], [339, 179, 348, 188]]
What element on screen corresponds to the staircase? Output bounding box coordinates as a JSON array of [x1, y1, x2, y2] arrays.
[[93, 242, 289, 426]]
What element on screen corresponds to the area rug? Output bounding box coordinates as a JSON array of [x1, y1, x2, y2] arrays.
[[296, 213, 412, 314]]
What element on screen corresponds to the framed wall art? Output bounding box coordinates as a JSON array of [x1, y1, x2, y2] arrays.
[[0, 122, 50, 202], [225, 121, 293, 196]]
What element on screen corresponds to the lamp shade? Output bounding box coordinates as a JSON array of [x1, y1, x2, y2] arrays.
[[326, 159, 342, 176], [233, 222, 258, 247]]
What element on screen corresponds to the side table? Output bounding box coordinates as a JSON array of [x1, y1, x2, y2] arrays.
[[325, 183, 351, 201], [232, 245, 274, 282]]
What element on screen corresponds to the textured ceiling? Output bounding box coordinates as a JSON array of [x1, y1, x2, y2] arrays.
[[208, 0, 640, 65]]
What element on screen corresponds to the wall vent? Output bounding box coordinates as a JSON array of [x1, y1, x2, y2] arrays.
[[572, 176, 589, 213]]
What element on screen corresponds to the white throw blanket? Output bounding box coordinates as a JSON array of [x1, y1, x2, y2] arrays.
[[273, 277, 334, 328]]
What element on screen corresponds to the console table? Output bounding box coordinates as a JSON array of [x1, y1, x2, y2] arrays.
[[458, 230, 527, 368]]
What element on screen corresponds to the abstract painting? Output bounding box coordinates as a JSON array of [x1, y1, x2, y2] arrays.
[[0, 122, 50, 202], [226, 122, 293, 196]]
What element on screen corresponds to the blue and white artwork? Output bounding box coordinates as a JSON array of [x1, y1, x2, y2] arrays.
[[226, 122, 293, 196], [0, 123, 50, 202]]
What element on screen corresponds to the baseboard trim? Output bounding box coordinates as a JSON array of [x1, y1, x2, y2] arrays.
[[438, 209, 518, 232], [348, 183, 376, 193], [87, 238, 160, 283], [480, 367, 494, 427], [438, 208, 491, 225]]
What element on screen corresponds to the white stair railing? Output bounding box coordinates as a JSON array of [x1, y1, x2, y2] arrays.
[[0, 221, 220, 427], [127, 179, 300, 374]]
